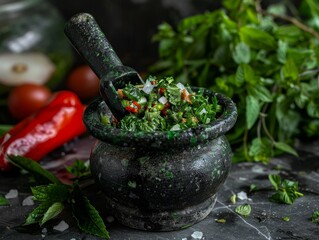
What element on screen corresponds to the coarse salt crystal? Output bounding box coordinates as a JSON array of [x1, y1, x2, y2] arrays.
[[191, 231, 203, 239], [42, 228, 47, 233], [237, 191, 248, 200], [106, 216, 115, 223], [142, 80, 155, 94], [53, 220, 69, 232], [5, 189, 18, 199], [22, 196, 34, 206]]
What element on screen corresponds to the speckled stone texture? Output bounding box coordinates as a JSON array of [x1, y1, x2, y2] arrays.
[[84, 88, 237, 231]]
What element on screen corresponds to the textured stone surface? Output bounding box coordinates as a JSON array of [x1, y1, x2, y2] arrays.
[[1, 138, 319, 239]]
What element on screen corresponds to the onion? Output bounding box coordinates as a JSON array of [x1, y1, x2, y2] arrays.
[[142, 80, 155, 94], [158, 96, 168, 104], [170, 124, 181, 131]]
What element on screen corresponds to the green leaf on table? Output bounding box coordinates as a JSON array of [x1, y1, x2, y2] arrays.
[[274, 142, 298, 157], [25, 202, 52, 225], [311, 211, 319, 223], [230, 194, 236, 204], [31, 184, 70, 203], [8, 155, 61, 185], [66, 160, 90, 179], [40, 202, 64, 226], [269, 174, 303, 204], [246, 95, 260, 129], [249, 85, 273, 103], [0, 195, 10, 206], [235, 204, 251, 217], [71, 185, 109, 239], [249, 184, 259, 193], [282, 216, 290, 222]]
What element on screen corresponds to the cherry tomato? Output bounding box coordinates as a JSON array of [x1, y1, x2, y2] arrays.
[[8, 83, 52, 120], [67, 65, 99, 100]]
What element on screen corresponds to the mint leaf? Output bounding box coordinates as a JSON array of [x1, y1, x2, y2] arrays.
[[269, 175, 303, 204], [274, 142, 298, 157], [8, 155, 61, 185], [240, 26, 276, 50], [235, 204, 251, 217], [40, 202, 64, 226], [25, 202, 52, 225], [31, 184, 70, 202], [246, 95, 260, 129], [311, 211, 319, 223], [71, 185, 109, 239], [233, 42, 251, 64], [0, 195, 10, 206]]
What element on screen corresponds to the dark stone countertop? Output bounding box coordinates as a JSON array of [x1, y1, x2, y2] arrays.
[[1, 137, 319, 240]]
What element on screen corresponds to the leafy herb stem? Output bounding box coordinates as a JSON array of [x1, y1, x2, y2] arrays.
[[261, 112, 275, 143], [243, 127, 250, 161]]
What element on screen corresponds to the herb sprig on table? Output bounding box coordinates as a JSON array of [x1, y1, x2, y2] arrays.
[[151, 0, 319, 162], [8, 155, 109, 239]]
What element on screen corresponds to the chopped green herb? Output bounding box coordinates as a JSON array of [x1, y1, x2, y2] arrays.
[[249, 184, 258, 193], [0, 195, 10, 206], [215, 218, 226, 223], [268, 174, 303, 204], [66, 160, 90, 179], [311, 211, 319, 223], [235, 204, 251, 217], [101, 76, 222, 132], [230, 194, 236, 204], [282, 216, 290, 222]]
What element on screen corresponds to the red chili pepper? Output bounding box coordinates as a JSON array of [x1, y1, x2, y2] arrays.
[[0, 91, 86, 171], [132, 101, 141, 110], [125, 106, 138, 113]]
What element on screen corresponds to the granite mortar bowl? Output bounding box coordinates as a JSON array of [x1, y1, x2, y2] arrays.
[[83, 87, 237, 231]]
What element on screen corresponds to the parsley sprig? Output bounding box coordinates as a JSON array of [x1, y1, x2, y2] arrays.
[[8, 155, 109, 239]]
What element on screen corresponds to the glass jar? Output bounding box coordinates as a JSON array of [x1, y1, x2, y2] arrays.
[[0, 0, 73, 94]]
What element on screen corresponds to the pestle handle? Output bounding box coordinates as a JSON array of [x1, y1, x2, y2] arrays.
[[64, 13, 122, 79]]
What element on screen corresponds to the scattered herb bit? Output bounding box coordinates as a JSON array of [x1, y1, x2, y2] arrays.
[[249, 184, 258, 193], [235, 204, 251, 217], [282, 216, 290, 222], [128, 181, 137, 189], [101, 76, 222, 132], [66, 160, 90, 179], [268, 174, 303, 204], [311, 211, 319, 223], [230, 194, 236, 204], [0, 195, 10, 206], [215, 218, 226, 223], [8, 155, 109, 239]]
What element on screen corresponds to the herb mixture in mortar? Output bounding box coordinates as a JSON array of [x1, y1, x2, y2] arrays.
[[101, 76, 222, 132]]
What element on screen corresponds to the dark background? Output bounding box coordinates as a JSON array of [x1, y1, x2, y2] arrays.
[[50, 0, 221, 71]]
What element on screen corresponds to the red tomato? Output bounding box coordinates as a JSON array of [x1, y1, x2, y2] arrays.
[[67, 65, 100, 100], [8, 83, 52, 120]]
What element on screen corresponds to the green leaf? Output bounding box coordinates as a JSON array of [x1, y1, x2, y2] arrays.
[[249, 138, 273, 163], [274, 142, 298, 157], [240, 26, 276, 50], [71, 185, 109, 239], [40, 202, 64, 226], [268, 174, 281, 191], [311, 211, 319, 223], [230, 194, 236, 204], [8, 155, 61, 185], [0, 195, 10, 206], [31, 184, 70, 203], [235, 204, 251, 217], [246, 95, 260, 129], [277, 40, 288, 64], [282, 216, 290, 222], [66, 160, 90, 178], [282, 58, 299, 81], [25, 202, 52, 225], [233, 42, 251, 64], [249, 184, 259, 193], [307, 101, 319, 118], [235, 65, 245, 86], [249, 85, 272, 103]]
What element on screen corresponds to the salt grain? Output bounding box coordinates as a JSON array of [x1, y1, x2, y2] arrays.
[[237, 191, 248, 200], [106, 216, 115, 223], [5, 189, 18, 199], [158, 96, 168, 104], [251, 165, 265, 173], [22, 196, 34, 206], [191, 231, 203, 239], [42, 228, 47, 233], [53, 220, 69, 232]]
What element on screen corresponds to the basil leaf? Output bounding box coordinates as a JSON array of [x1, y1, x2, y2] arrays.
[[274, 142, 298, 157], [0, 195, 10, 206], [246, 95, 260, 129], [235, 204, 251, 217], [8, 155, 61, 185], [40, 202, 64, 226], [24, 202, 52, 225], [66, 160, 90, 178], [268, 174, 281, 191], [71, 185, 109, 239]]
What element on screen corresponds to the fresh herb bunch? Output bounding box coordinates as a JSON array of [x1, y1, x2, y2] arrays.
[[8, 156, 109, 239], [103, 76, 221, 132], [151, 0, 319, 162]]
